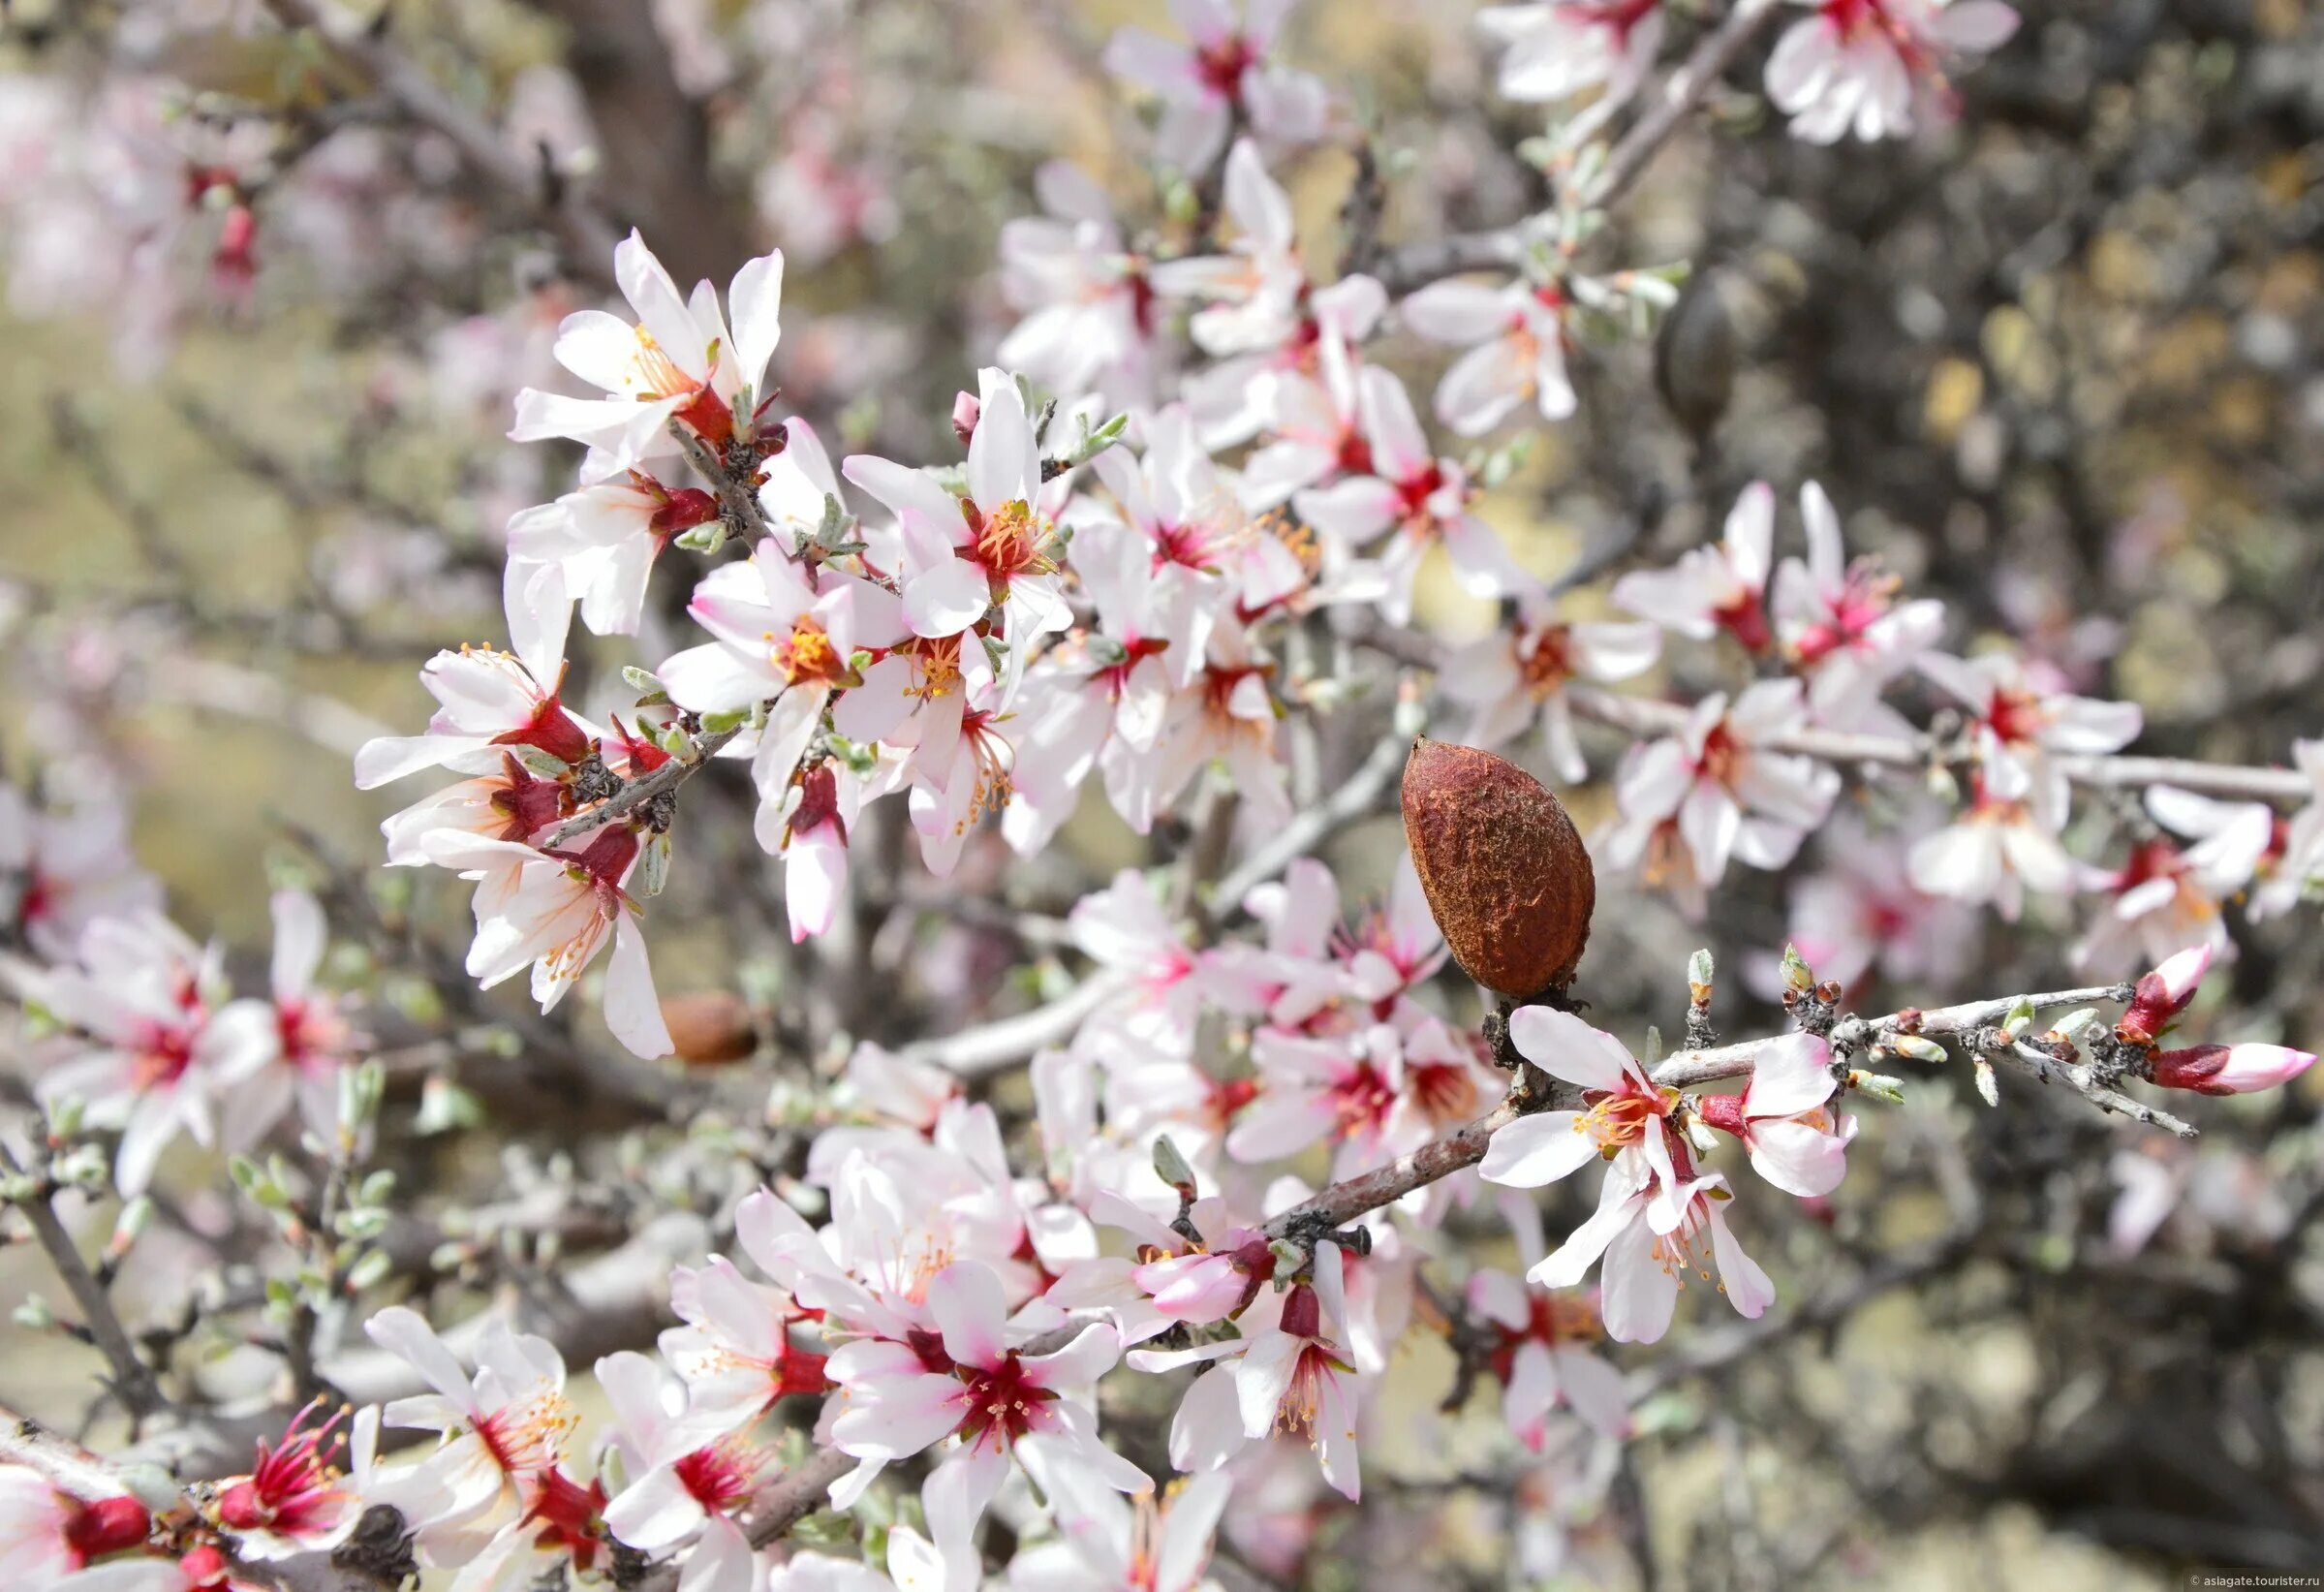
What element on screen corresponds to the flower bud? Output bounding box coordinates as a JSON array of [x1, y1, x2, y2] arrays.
[[2148, 1043, 2316, 1097], [63, 1494, 151, 1559], [1401, 738, 1594, 998], [950, 390, 981, 447], [659, 991, 760, 1065], [2121, 944, 2212, 1045]]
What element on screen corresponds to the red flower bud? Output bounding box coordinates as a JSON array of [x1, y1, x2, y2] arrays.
[[1401, 738, 1595, 998], [63, 1494, 151, 1561]]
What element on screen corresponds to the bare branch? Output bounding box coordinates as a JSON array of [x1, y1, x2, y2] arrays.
[[1, 1147, 170, 1423]]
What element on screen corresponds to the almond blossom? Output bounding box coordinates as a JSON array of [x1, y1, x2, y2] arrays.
[[213, 1400, 371, 1561], [1150, 140, 1305, 358], [2076, 786, 2274, 973], [20, 912, 243, 1195], [510, 232, 785, 483], [206, 889, 358, 1148], [1532, 1150, 1775, 1345], [1918, 651, 2142, 826], [0, 788, 160, 961], [1398, 276, 1577, 435], [1612, 482, 1776, 651], [828, 1260, 1145, 1588], [1767, 0, 2021, 145], [658, 542, 906, 843], [1440, 604, 1661, 783], [1478, 1008, 1681, 1196], [361, 1308, 579, 1564], [845, 367, 1071, 648], [1290, 366, 1530, 624], [1599, 680, 1841, 894], [1906, 782, 2076, 921], [353, 577, 584, 792], [595, 1352, 767, 1582], [1692, 1033, 1857, 1198], [506, 473, 719, 639], [1477, 2, 1665, 111], [996, 162, 1158, 410], [1767, 481, 1946, 732], [441, 824, 674, 1059], [1102, 0, 1328, 172], [1466, 1269, 1631, 1446]]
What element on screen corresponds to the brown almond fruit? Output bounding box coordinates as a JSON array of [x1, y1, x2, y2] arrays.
[[660, 991, 761, 1065], [1401, 737, 1594, 998]]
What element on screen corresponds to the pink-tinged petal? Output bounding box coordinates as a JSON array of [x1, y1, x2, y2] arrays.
[[1708, 1206, 1776, 1318], [676, 1515, 755, 1592], [1103, 27, 1200, 94], [1230, 1333, 1301, 1441], [1529, 1173, 1643, 1293], [1292, 476, 1402, 545], [1221, 140, 1293, 251], [1742, 1032, 1835, 1118], [614, 231, 706, 380], [1355, 366, 1432, 481], [1507, 1006, 1635, 1092], [1479, 1111, 1597, 1188], [1156, 1470, 1232, 1592], [1224, 1093, 1335, 1162], [1400, 278, 1516, 343], [784, 825, 847, 944], [1722, 481, 1776, 590], [365, 1306, 477, 1410], [1434, 336, 1531, 435], [1748, 1118, 1853, 1199], [604, 1464, 707, 1552], [1554, 1346, 1634, 1440], [1312, 1370, 1362, 1501], [727, 251, 785, 399], [659, 642, 778, 716], [268, 888, 327, 998], [503, 557, 572, 702], [1466, 1269, 1532, 1331], [923, 1449, 1010, 1592], [1594, 1213, 1679, 1344], [604, 917, 674, 1060], [968, 368, 1037, 510], [928, 1260, 1009, 1369], [904, 557, 993, 639], [1937, 0, 2019, 52], [1024, 1322, 1122, 1389], [830, 1371, 965, 1459], [1167, 1364, 1247, 1473]]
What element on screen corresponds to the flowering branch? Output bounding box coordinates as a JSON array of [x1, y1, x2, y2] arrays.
[[0, 1404, 398, 1592], [1565, 685, 2319, 803], [1376, 0, 1782, 296], [1591, 0, 1782, 204], [540, 723, 745, 849], [669, 422, 777, 546], [1260, 981, 2180, 1242]]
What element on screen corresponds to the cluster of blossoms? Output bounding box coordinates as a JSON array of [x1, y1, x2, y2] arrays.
[[11, 3, 2324, 1591], [3, 786, 360, 1197]]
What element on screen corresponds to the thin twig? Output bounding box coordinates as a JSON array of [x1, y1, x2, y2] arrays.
[[542, 724, 745, 848], [1565, 685, 2317, 803], [257, 0, 620, 287], [1373, 0, 1782, 296], [1, 1147, 170, 1424]]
